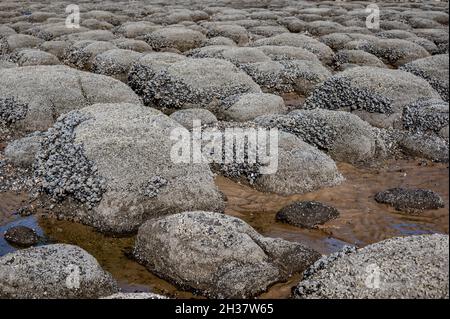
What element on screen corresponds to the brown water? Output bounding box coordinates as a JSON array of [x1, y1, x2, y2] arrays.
[[219, 159, 449, 252], [0, 159, 448, 299]]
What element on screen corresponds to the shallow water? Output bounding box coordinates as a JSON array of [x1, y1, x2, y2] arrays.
[[219, 159, 449, 252], [0, 159, 448, 298]]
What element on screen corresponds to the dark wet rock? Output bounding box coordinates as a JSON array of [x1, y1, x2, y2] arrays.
[[34, 103, 224, 233], [0, 244, 118, 298], [400, 54, 449, 102], [3, 226, 39, 247], [134, 211, 321, 298], [294, 234, 449, 299], [375, 187, 445, 213], [276, 201, 339, 229], [0, 65, 140, 133]]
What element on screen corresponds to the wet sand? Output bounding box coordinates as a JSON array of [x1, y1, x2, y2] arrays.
[[0, 158, 448, 299]]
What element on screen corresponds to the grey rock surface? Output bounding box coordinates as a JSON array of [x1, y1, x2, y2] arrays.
[[0, 65, 141, 133], [0, 244, 118, 298], [294, 234, 449, 299], [34, 103, 224, 233], [134, 211, 321, 298]]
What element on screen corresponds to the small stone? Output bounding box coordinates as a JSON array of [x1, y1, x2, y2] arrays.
[[276, 201, 340, 228], [375, 187, 445, 213], [4, 226, 39, 247]]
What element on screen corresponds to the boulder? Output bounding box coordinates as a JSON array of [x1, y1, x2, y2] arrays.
[[333, 49, 386, 70], [401, 54, 449, 102], [241, 59, 331, 95], [134, 211, 321, 298], [252, 33, 334, 64], [256, 45, 320, 62], [304, 67, 442, 129], [4, 131, 43, 167], [39, 40, 70, 59], [112, 38, 153, 53], [128, 57, 261, 112], [294, 234, 449, 299], [203, 23, 249, 46], [345, 38, 430, 67], [63, 40, 117, 70], [113, 21, 160, 38], [254, 132, 343, 195], [144, 27, 206, 52], [402, 99, 449, 136], [0, 244, 118, 298], [169, 108, 218, 129], [0, 60, 16, 69], [10, 49, 59, 66], [34, 103, 225, 233], [0, 65, 141, 133], [222, 93, 286, 121], [92, 49, 142, 82], [399, 132, 449, 163], [1, 34, 43, 53], [254, 109, 386, 164]]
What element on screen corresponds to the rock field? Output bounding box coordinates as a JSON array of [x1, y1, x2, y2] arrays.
[[0, 0, 448, 299]]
